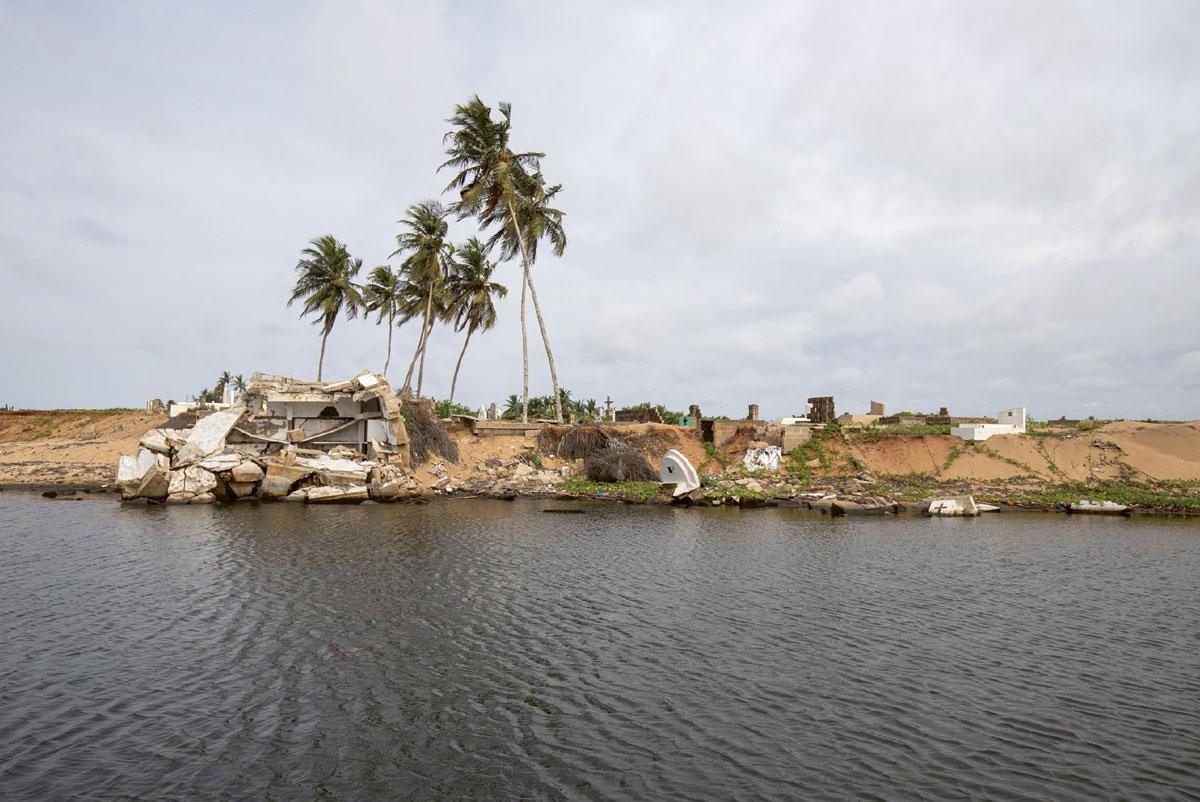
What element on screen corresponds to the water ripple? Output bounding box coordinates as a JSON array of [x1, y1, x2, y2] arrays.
[[1, 496, 1198, 799]]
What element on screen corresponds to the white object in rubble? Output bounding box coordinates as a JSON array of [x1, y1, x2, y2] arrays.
[[926, 495, 980, 516], [175, 407, 244, 464], [659, 449, 700, 496], [1069, 500, 1130, 515], [742, 445, 782, 472]]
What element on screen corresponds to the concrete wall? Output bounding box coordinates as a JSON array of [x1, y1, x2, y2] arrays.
[[950, 423, 1021, 441], [997, 407, 1028, 433]]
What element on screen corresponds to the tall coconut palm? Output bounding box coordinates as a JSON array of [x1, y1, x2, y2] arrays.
[[233, 374, 247, 395], [392, 201, 454, 396], [483, 170, 566, 418], [288, 235, 365, 381], [214, 371, 232, 401], [440, 96, 566, 423], [363, 265, 404, 378], [445, 237, 507, 406]]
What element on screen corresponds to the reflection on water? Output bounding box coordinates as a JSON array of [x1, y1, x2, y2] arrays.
[[1, 496, 1198, 799]]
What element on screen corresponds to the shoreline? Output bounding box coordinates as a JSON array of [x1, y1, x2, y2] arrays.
[[5, 481, 1200, 519], [3, 409, 1198, 517]]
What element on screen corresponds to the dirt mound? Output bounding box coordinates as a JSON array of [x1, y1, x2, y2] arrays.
[[0, 410, 168, 487], [848, 435, 955, 476]]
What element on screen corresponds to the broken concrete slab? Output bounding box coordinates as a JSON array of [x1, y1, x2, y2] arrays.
[[230, 461, 264, 483], [168, 465, 219, 496], [174, 408, 245, 465], [306, 484, 369, 504], [135, 460, 171, 500], [198, 453, 242, 473], [228, 481, 258, 498], [117, 449, 165, 499]]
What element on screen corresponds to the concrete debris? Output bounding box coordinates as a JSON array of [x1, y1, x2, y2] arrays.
[[230, 461, 264, 483], [175, 408, 245, 465], [659, 449, 701, 497], [115, 370, 429, 503], [168, 466, 219, 496], [743, 445, 782, 472], [307, 484, 370, 504], [198, 453, 242, 473]]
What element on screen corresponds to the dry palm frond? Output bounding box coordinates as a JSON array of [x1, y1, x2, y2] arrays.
[[404, 401, 459, 465], [583, 447, 657, 483], [557, 425, 613, 460], [537, 425, 569, 456]]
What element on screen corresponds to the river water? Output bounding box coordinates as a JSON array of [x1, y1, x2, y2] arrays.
[[1, 495, 1197, 800]]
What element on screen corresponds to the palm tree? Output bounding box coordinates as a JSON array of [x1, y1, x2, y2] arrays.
[[440, 96, 567, 423], [502, 394, 522, 419], [214, 371, 232, 401], [233, 374, 247, 395], [363, 265, 404, 378], [445, 237, 507, 406], [392, 202, 454, 397], [288, 235, 365, 381]]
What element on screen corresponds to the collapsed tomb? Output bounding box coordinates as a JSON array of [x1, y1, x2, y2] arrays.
[[116, 370, 419, 505]]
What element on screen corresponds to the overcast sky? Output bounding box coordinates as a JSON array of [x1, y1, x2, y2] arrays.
[[2, 0, 1197, 419]]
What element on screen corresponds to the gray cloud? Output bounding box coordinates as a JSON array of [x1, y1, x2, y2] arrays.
[[1, 0, 1197, 419]]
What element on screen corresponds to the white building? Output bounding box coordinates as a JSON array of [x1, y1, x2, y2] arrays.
[[951, 407, 1027, 441]]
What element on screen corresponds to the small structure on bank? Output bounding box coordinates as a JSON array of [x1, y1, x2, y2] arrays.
[[807, 396, 836, 424], [951, 407, 1028, 441]]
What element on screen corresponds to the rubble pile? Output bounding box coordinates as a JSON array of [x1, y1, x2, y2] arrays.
[[114, 371, 421, 505], [444, 457, 570, 498]]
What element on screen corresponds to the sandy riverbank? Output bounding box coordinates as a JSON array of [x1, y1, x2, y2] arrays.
[[2, 411, 1198, 513]]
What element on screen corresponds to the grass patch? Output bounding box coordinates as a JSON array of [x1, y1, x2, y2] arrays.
[[853, 423, 952, 442], [519, 449, 543, 470], [1006, 480, 1200, 511], [559, 477, 660, 502]]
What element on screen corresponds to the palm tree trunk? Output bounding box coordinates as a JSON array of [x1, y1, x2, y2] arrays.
[[520, 269, 529, 423], [383, 310, 394, 377], [449, 326, 473, 406], [417, 278, 436, 397], [317, 327, 330, 381], [402, 282, 436, 396], [508, 201, 562, 423]]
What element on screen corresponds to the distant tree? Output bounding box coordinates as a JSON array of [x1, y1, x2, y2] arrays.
[[214, 371, 232, 400], [392, 201, 454, 397], [502, 394, 523, 419], [445, 237, 507, 406], [363, 265, 404, 378], [233, 375, 247, 394], [441, 97, 567, 423], [288, 235, 365, 381]]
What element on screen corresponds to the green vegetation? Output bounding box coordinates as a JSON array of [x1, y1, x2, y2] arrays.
[[785, 428, 838, 480], [941, 445, 963, 473], [559, 477, 660, 502], [615, 401, 685, 425], [502, 389, 598, 422], [1006, 480, 1200, 511], [519, 448, 544, 470], [1026, 418, 1112, 437], [701, 485, 768, 501], [853, 423, 952, 442], [434, 399, 475, 418], [446, 237, 507, 406], [288, 235, 366, 381], [363, 264, 404, 377], [393, 200, 455, 397], [442, 96, 567, 423]]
